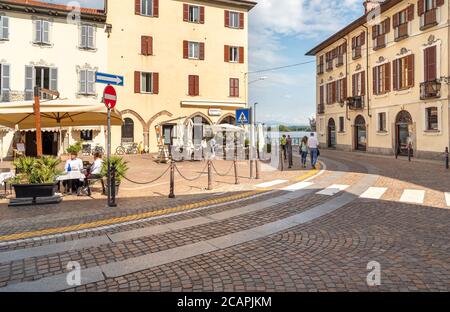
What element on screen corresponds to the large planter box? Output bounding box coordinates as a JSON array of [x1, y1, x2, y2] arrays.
[[13, 183, 58, 199]]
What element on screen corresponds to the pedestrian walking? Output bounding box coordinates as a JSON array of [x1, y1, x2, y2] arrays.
[[286, 135, 293, 168], [300, 136, 309, 169], [308, 132, 320, 169], [281, 135, 287, 161]]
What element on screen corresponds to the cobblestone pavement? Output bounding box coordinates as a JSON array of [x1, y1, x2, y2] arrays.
[[0, 150, 448, 292]]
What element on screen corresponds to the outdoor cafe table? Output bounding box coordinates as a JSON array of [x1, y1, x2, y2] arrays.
[[56, 171, 85, 194]]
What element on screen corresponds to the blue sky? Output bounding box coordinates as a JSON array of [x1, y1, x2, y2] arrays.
[[45, 0, 364, 125]]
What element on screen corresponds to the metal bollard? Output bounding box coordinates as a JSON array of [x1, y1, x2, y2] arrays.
[[234, 158, 239, 185], [408, 144, 412, 162], [446, 147, 449, 169], [108, 164, 117, 207], [169, 160, 175, 199], [255, 159, 260, 179], [207, 160, 213, 190]]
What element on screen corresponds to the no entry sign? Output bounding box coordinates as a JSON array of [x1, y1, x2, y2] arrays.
[[103, 85, 117, 109]]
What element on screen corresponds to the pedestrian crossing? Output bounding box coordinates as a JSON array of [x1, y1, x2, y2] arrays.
[[258, 179, 450, 207]]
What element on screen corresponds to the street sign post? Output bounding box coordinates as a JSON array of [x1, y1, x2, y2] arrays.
[[103, 85, 117, 207], [96, 72, 124, 86], [236, 108, 251, 125]]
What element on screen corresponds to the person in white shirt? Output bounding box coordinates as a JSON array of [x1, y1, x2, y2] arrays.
[[308, 133, 320, 169], [89, 153, 104, 177], [63, 152, 84, 193]]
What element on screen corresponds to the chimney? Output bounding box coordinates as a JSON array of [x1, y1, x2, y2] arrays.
[[363, 0, 386, 14]]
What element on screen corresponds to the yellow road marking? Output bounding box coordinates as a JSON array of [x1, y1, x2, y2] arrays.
[[0, 166, 323, 242]]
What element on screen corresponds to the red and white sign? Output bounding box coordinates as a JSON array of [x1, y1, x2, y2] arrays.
[[103, 85, 117, 109]]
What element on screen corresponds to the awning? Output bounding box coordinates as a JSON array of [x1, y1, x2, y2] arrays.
[[71, 126, 102, 132], [0, 98, 122, 129], [21, 127, 68, 133]]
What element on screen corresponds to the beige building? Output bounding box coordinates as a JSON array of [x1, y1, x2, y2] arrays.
[[106, 0, 256, 152], [306, 0, 450, 159]]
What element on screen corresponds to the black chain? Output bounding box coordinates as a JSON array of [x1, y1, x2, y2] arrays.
[[211, 161, 235, 177], [174, 163, 208, 181], [122, 165, 171, 185]]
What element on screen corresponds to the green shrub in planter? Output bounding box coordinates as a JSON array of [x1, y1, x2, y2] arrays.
[[100, 156, 129, 183], [66, 142, 82, 155], [12, 156, 62, 185]]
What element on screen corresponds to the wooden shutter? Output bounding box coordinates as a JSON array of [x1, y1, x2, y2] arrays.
[[408, 4, 415, 21], [418, 0, 424, 15], [352, 74, 356, 96], [199, 42, 205, 60], [352, 37, 356, 49], [135, 0, 141, 15], [153, 0, 159, 17], [239, 47, 244, 64], [229, 78, 233, 96], [224, 45, 229, 62], [437, 0, 444, 7], [393, 60, 398, 90], [425, 46, 437, 81], [393, 13, 400, 27], [183, 4, 189, 21], [319, 85, 324, 104], [373, 67, 378, 95], [195, 76, 199, 96], [361, 71, 366, 96], [141, 36, 153, 55], [224, 10, 230, 27], [1, 64, 10, 102], [153, 73, 159, 94], [200, 7, 205, 24], [239, 13, 244, 29], [343, 78, 347, 99], [360, 32, 365, 46], [188, 75, 194, 95], [148, 36, 153, 55], [407, 54, 414, 87], [372, 25, 378, 39], [384, 17, 390, 34], [332, 81, 336, 103], [134, 71, 141, 93], [183, 40, 188, 59], [385, 63, 391, 92]]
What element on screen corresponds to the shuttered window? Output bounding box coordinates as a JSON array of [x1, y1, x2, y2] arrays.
[[24, 66, 57, 100], [137, 0, 158, 17], [225, 10, 244, 29], [0, 63, 10, 102], [183, 4, 205, 23], [79, 69, 95, 95], [319, 85, 324, 105], [33, 19, 50, 45], [229, 78, 239, 97], [188, 75, 199, 96], [352, 71, 365, 96], [426, 107, 438, 130], [393, 55, 414, 90], [183, 41, 204, 60], [351, 32, 365, 59], [0, 16, 9, 40], [135, 71, 159, 94], [141, 36, 153, 56], [80, 24, 95, 49], [225, 46, 243, 63], [424, 45, 437, 82], [373, 63, 391, 95]]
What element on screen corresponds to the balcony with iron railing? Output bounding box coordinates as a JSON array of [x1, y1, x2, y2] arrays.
[[347, 96, 365, 110], [317, 103, 325, 114], [420, 80, 441, 100], [352, 46, 362, 60], [394, 23, 408, 41], [420, 8, 437, 30]]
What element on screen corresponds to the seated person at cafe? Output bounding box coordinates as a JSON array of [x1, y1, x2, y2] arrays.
[[63, 152, 84, 193], [88, 153, 103, 178]]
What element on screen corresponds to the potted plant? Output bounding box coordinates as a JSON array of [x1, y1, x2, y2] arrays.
[[12, 156, 63, 200], [100, 156, 129, 195]]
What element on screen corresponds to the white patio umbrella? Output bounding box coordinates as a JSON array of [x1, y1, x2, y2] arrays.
[[211, 124, 245, 133], [257, 123, 265, 153], [0, 98, 122, 129]]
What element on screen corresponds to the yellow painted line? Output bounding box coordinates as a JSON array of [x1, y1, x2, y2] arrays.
[[0, 164, 324, 242]]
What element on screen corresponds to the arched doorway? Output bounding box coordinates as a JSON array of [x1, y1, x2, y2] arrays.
[[219, 115, 236, 125], [188, 114, 212, 144], [327, 118, 336, 148], [395, 110, 413, 157], [354, 115, 367, 151], [121, 117, 134, 144]]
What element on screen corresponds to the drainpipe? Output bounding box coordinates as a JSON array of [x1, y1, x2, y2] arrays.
[[344, 37, 350, 121], [362, 25, 372, 118]]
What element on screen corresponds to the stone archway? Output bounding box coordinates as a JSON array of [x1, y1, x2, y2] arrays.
[[184, 112, 213, 126], [145, 110, 173, 148], [218, 113, 236, 125], [120, 109, 146, 145]]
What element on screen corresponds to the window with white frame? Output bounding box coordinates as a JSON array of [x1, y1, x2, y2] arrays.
[[0, 16, 9, 40], [33, 19, 51, 45], [141, 0, 154, 16], [378, 112, 387, 132], [426, 107, 438, 131], [141, 72, 153, 93], [189, 6, 200, 23], [0, 63, 11, 102], [25, 65, 58, 100], [229, 11, 239, 28], [229, 46, 239, 62], [188, 42, 200, 59], [79, 69, 95, 95], [80, 25, 95, 49]]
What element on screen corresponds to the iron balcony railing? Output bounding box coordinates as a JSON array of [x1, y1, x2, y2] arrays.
[[347, 96, 365, 110], [420, 80, 441, 100]]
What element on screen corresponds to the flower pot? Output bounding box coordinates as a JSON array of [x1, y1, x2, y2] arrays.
[[102, 179, 120, 196], [13, 183, 58, 199]]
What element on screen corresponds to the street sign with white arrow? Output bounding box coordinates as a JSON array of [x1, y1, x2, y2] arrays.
[[95, 72, 124, 86]]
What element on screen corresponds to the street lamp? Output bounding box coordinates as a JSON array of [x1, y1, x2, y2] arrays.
[[249, 76, 268, 85]]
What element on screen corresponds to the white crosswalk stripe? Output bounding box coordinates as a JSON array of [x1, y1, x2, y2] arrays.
[[256, 180, 288, 188], [360, 187, 388, 200], [282, 181, 314, 192], [400, 189, 425, 204], [316, 184, 349, 196], [445, 193, 450, 207]]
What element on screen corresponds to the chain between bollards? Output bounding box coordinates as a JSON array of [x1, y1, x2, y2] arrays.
[[207, 160, 213, 190], [108, 163, 117, 207], [169, 159, 175, 199]]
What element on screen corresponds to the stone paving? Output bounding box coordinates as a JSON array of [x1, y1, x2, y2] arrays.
[[0, 149, 448, 292]]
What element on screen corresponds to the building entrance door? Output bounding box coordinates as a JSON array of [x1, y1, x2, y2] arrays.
[[354, 115, 366, 151], [395, 110, 413, 157], [327, 118, 336, 148]]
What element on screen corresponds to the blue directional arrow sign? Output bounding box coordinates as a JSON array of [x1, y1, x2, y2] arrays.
[[95, 72, 124, 86], [236, 108, 251, 125]]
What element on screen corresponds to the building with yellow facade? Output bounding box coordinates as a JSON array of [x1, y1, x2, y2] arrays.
[[306, 0, 450, 159], [106, 0, 256, 152]]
